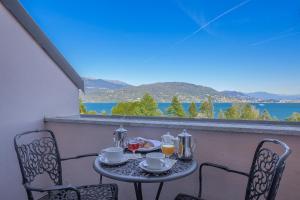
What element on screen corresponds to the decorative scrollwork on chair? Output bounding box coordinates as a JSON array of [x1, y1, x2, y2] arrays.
[[17, 136, 60, 184], [248, 148, 279, 200]]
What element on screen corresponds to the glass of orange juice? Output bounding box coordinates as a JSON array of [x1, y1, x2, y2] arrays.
[[161, 142, 175, 158]]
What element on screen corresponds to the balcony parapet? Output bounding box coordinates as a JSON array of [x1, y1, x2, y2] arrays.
[[44, 115, 300, 136]]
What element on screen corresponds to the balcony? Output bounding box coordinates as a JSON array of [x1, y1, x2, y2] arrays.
[[44, 115, 300, 200], [1, 0, 300, 199]]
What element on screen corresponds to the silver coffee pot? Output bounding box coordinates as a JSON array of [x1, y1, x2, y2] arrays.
[[113, 125, 127, 148], [177, 129, 193, 160]]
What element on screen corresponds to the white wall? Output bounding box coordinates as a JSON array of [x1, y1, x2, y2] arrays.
[[0, 2, 79, 199]]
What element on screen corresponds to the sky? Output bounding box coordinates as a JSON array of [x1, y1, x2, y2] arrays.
[[20, 0, 300, 94]]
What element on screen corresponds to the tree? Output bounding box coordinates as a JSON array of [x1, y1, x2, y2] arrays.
[[188, 102, 197, 118], [138, 93, 161, 116], [80, 99, 87, 114], [286, 112, 300, 122], [111, 101, 141, 116], [167, 96, 185, 117], [198, 96, 214, 118], [260, 109, 273, 121], [221, 103, 261, 120], [240, 104, 260, 120], [111, 93, 162, 116], [224, 104, 241, 119]]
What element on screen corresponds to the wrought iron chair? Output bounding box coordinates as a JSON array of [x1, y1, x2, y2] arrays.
[[175, 139, 291, 200], [14, 130, 118, 200]]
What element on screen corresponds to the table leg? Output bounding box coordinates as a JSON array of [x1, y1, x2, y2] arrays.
[[138, 182, 143, 200], [134, 182, 162, 200], [155, 182, 164, 200], [134, 182, 143, 200], [134, 183, 139, 200]]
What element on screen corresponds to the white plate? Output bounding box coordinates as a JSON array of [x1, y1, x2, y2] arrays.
[[137, 139, 161, 152], [139, 160, 172, 174], [98, 155, 128, 166]]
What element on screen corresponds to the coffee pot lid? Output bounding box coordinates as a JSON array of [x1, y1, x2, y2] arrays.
[[115, 125, 127, 133]]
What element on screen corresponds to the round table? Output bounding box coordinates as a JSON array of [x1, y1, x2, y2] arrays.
[[93, 157, 198, 200]]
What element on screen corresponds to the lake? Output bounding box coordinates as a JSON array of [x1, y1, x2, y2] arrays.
[[84, 103, 300, 120]]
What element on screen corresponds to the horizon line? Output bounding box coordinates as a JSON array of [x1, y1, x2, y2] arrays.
[[82, 77, 300, 96]]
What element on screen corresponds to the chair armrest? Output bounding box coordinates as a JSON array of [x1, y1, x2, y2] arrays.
[[24, 183, 78, 192], [61, 153, 103, 184], [24, 183, 81, 199], [61, 153, 98, 161], [198, 162, 249, 198], [200, 162, 249, 177]]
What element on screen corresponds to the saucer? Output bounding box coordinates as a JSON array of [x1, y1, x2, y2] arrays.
[[98, 155, 128, 166], [139, 160, 172, 174]]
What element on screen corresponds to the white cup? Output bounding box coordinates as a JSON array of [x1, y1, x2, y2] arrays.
[[146, 152, 165, 169], [101, 147, 123, 162]]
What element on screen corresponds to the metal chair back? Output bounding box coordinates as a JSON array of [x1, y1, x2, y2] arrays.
[[14, 130, 63, 199], [245, 139, 291, 200]]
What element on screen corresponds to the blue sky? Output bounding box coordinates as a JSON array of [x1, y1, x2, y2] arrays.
[[20, 0, 300, 94]]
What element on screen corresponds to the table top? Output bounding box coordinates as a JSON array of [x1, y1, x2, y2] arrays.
[[93, 157, 198, 183]]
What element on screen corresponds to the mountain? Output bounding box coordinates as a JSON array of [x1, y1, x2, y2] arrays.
[[82, 77, 131, 90], [82, 82, 244, 102], [220, 91, 254, 101], [247, 92, 300, 101], [81, 78, 300, 103], [104, 79, 130, 86]]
